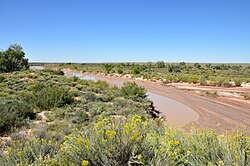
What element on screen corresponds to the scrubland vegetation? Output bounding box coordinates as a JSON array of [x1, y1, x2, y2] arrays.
[[1, 45, 250, 165], [52, 61, 250, 88], [0, 68, 248, 166]]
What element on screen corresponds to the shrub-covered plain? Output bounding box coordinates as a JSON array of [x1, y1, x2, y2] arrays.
[[0, 69, 249, 165]]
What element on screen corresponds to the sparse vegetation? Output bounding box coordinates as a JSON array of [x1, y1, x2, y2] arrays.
[[52, 62, 250, 87]]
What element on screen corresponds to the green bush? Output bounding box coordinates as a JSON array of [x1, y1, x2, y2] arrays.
[[26, 84, 74, 110], [1, 135, 60, 165], [44, 69, 64, 75], [221, 79, 233, 87], [120, 82, 147, 102], [199, 77, 208, 86], [117, 67, 123, 74], [0, 100, 35, 135], [0, 75, 5, 83], [234, 79, 243, 87], [104, 64, 113, 74], [132, 65, 141, 75]]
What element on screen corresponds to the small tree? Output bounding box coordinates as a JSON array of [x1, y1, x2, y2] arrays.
[[0, 44, 29, 73]]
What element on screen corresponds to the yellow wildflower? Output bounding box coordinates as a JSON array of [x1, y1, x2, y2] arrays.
[[130, 132, 139, 141], [82, 160, 88, 166], [102, 138, 107, 143], [106, 130, 116, 140]]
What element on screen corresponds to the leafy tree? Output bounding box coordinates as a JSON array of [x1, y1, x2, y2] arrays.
[[0, 44, 29, 73]]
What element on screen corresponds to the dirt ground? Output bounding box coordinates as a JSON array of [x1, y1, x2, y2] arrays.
[[63, 69, 250, 135]]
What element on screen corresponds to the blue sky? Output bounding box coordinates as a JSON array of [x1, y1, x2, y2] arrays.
[[1, 0, 250, 63]]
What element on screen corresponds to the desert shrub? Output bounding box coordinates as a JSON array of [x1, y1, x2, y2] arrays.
[[117, 67, 123, 74], [132, 64, 141, 75], [87, 102, 108, 117], [84, 92, 98, 102], [25, 116, 249, 165], [242, 93, 250, 100], [120, 82, 147, 102], [75, 84, 83, 90], [199, 77, 208, 85], [72, 76, 80, 82], [75, 110, 89, 124], [194, 63, 201, 68], [178, 74, 189, 82], [46, 120, 70, 133], [26, 83, 74, 110], [142, 73, 153, 80], [205, 90, 218, 97], [0, 75, 5, 83], [156, 61, 165, 68], [53, 69, 64, 75], [1, 117, 250, 165], [0, 100, 35, 135], [210, 77, 225, 87], [221, 79, 233, 87], [92, 80, 110, 93], [1, 136, 60, 165], [164, 74, 178, 83], [234, 78, 243, 87], [58, 116, 156, 165], [44, 69, 64, 75], [188, 75, 200, 84], [45, 108, 68, 122], [104, 64, 113, 74]]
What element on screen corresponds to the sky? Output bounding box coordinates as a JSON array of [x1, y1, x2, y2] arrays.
[[0, 0, 250, 63]]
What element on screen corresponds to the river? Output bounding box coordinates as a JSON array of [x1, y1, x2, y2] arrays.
[[66, 70, 199, 126]]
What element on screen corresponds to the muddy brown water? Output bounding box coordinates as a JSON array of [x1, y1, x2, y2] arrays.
[[148, 92, 199, 126]]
